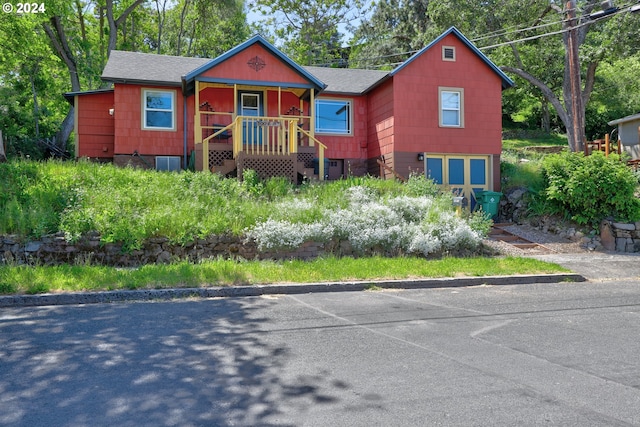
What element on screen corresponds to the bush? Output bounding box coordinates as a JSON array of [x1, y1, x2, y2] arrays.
[[541, 151, 640, 227], [246, 186, 491, 256]]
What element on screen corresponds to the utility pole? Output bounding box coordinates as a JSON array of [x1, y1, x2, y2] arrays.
[[566, 0, 585, 153]]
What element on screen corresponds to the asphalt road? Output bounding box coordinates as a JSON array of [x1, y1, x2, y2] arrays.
[[2, 280, 640, 426]]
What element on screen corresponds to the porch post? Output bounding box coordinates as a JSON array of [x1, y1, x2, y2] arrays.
[[195, 81, 208, 171], [309, 89, 316, 146], [278, 87, 282, 116]]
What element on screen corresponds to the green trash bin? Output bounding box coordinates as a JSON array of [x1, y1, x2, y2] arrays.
[[475, 190, 502, 220]]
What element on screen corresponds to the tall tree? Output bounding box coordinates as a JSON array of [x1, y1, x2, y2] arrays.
[[249, 0, 365, 65], [350, 0, 432, 69]]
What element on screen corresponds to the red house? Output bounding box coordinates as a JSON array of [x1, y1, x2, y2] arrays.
[[67, 27, 513, 200]]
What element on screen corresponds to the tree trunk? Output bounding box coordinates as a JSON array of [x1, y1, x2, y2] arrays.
[[106, 0, 145, 57], [43, 16, 80, 152], [541, 97, 550, 133], [0, 130, 6, 162]]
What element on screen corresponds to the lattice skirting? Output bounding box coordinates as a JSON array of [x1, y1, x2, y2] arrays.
[[297, 152, 315, 169], [238, 154, 296, 182], [208, 149, 234, 169]]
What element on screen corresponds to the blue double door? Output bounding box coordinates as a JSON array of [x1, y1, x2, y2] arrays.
[[424, 154, 491, 210]]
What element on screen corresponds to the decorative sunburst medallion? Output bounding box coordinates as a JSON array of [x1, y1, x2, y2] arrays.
[[247, 56, 266, 72]]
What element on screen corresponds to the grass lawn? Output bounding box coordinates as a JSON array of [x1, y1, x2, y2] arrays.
[[0, 256, 570, 295], [502, 132, 568, 151]]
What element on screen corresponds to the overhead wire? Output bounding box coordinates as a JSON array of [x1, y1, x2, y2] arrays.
[[312, 1, 640, 68]]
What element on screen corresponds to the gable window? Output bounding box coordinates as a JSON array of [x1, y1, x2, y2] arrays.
[[143, 89, 175, 130], [439, 87, 464, 128], [156, 156, 181, 171], [442, 46, 456, 61], [315, 99, 352, 135]]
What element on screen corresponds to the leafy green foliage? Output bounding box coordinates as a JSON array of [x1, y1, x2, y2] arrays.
[[541, 151, 640, 226], [0, 160, 488, 253]]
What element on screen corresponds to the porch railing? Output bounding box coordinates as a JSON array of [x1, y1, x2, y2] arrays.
[[199, 115, 327, 179]]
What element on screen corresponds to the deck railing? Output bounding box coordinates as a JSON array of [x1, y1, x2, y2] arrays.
[[199, 115, 327, 179]]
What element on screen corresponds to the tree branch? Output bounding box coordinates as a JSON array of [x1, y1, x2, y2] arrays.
[[501, 65, 569, 128]]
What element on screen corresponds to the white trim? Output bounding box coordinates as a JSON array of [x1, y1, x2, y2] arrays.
[[438, 87, 464, 128], [314, 98, 353, 135], [142, 89, 176, 131], [442, 46, 456, 61]]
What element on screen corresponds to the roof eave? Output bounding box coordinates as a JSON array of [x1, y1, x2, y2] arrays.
[[102, 77, 182, 87], [182, 35, 326, 93], [608, 113, 640, 126]]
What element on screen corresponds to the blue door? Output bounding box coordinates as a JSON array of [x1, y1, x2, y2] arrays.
[[239, 92, 263, 147]]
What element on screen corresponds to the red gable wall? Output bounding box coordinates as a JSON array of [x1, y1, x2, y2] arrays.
[[199, 44, 310, 85], [76, 91, 115, 159], [392, 33, 503, 155]]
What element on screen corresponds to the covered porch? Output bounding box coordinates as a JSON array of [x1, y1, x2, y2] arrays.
[[192, 82, 326, 181]]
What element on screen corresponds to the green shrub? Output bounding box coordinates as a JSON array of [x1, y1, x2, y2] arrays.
[[541, 151, 640, 227]]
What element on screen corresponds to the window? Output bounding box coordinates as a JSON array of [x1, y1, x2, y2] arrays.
[[442, 46, 456, 61], [439, 87, 464, 127], [156, 156, 181, 171], [143, 89, 175, 130], [315, 99, 352, 135]]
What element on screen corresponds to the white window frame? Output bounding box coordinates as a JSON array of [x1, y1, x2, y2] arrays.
[[155, 156, 181, 171], [315, 98, 353, 135], [438, 87, 464, 128], [142, 89, 176, 131]]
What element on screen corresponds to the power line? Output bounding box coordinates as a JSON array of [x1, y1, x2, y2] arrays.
[[315, 1, 640, 68]]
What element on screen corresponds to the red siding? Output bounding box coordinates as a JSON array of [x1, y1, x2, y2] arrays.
[[199, 45, 310, 86], [76, 92, 115, 159], [366, 79, 395, 158], [315, 94, 368, 160], [392, 34, 503, 156], [113, 84, 187, 156]]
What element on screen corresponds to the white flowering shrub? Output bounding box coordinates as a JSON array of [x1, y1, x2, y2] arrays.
[[245, 186, 489, 256]]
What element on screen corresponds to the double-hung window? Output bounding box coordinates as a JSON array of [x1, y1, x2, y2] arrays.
[[439, 87, 464, 128], [143, 89, 175, 130], [315, 99, 352, 135]]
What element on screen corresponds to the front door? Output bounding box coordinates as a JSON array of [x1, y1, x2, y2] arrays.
[[239, 92, 263, 146], [424, 154, 491, 210]]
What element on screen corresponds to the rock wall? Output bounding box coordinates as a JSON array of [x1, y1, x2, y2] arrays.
[[498, 186, 640, 253], [599, 219, 640, 253], [0, 233, 329, 267]]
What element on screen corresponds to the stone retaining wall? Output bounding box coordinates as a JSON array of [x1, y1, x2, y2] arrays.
[[0, 233, 331, 267], [499, 186, 640, 253], [599, 219, 640, 253]]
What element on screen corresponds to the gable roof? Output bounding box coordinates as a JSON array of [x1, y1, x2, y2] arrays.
[[390, 26, 515, 90], [98, 28, 513, 96], [102, 51, 209, 86], [183, 35, 326, 93], [303, 66, 388, 95]]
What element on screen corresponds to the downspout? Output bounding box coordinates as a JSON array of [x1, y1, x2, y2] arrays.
[[183, 94, 188, 170]]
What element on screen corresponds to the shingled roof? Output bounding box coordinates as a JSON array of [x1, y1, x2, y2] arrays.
[[102, 51, 209, 86], [101, 50, 384, 94], [304, 66, 389, 95], [99, 27, 512, 93]]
